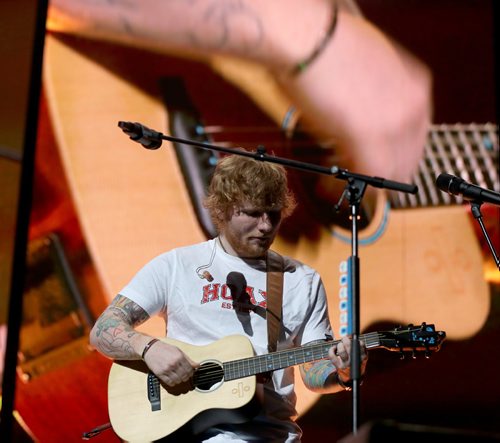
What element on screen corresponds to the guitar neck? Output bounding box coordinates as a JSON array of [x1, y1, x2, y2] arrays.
[[223, 332, 381, 381], [390, 123, 499, 209]]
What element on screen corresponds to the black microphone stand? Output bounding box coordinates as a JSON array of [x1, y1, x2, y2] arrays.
[[469, 201, 500, 270], [118, 121, 418, 434], [333, 177, 367, 434]]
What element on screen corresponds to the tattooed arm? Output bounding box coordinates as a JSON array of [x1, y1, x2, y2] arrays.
[[47, 0, 328, 71], [89, 294, 198, 387], [300, 336, 368, 393], [89, 294, 150, 359], [47, 0, 431, 183]]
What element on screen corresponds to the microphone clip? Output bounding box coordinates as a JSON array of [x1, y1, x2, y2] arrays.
[[118, 121, 163, 150]]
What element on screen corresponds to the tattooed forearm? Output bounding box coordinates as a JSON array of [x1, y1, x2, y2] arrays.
[[111, 294, 150, 326], [188, 1, 263, 53], [49, 0, 267, 58], [300, 359, 336, 391], [90, 295, 150, 359]]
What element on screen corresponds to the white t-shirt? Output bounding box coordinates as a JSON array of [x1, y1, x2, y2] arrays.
[[120, 238, 333, 442]]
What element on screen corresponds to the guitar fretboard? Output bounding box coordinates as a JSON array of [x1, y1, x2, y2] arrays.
[[390, 123, 499, 209], [223, 332, 381, 381]]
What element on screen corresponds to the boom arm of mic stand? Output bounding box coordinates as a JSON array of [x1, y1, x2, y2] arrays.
[[118, 121, 419, 194], [160, 133, 419, 194], [470, 201, 500, 270]]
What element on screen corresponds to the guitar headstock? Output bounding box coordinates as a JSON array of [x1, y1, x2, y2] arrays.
[[377, 323, 446, 357]]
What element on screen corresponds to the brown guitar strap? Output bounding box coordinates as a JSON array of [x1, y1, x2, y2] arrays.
[[266, 250, 284, 353]]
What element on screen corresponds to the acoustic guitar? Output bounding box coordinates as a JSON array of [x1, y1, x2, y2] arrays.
[[108, 324, 446, 442]]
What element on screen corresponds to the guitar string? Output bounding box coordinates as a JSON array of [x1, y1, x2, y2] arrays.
[[197, 124, 498, 178], [199, 123, 498, 139], [199, 123, 498, 214], [190, 329, 441, 385], [194, 328, 442, 384], [192, 338, 353, 385]]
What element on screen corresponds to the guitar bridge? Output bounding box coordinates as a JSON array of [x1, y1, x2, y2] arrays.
[[147, 372, 161, 411]]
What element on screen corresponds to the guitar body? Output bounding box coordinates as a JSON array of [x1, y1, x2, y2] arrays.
[[108, 326, 444, 442], [108, 335, 257, 442]]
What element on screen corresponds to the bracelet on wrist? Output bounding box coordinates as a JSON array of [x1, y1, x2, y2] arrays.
[[290, 0, 339, 76], [141, 338, 160, 360]]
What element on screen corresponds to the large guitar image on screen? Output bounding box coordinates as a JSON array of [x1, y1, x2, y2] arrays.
[[42, 34, 496, 416]]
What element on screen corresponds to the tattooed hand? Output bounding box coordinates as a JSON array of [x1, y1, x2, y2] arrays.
[[300, 335, 368, 393], [328, 335, 368, 385]]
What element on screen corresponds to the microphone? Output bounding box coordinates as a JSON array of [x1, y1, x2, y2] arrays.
[[226, 272, 247, 298], [118, 121, 163, 149], [436, 173, 500, 206], [226, 272, 253, 312]]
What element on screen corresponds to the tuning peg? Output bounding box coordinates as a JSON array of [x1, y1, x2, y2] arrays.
[[425, 349, 431, 359], [399, 351, 405, 360], [411, 351, 417, 359]]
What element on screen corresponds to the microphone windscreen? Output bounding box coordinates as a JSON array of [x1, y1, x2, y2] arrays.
[[436, 173, 462, 194], [226, 272, 246, 295]]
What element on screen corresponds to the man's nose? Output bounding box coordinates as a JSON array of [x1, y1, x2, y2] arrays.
[[258, 213, 274, 231]]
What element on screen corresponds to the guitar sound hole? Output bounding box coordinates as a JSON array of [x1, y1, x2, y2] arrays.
[[194, 361, 224, 392]]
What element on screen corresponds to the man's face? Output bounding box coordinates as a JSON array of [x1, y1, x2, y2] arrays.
[[221, 203, 282, 258]]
